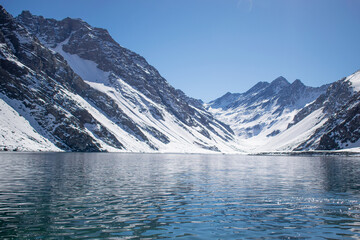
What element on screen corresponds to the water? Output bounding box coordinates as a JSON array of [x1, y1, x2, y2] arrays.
[[0, 153, 359, 239]]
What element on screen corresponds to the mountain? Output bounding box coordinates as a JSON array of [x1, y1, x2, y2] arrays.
[[0, 6, 236, 152], [291, 71, 360, 151], [1, 5, 359, 153], [208, 71, 360, 152], [207, 76, 328, 139]]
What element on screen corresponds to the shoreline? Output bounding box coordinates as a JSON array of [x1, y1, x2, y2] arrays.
[[1, 149, 360, 156]]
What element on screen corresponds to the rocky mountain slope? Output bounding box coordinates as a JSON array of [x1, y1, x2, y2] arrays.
[[292, 71, 360, 151], [0, 6, 236, 152], [208, 72, 360, 152]]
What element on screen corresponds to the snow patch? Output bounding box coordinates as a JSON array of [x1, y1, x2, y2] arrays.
[[346, 70, 360, 92], [53, 39, 110, 84]]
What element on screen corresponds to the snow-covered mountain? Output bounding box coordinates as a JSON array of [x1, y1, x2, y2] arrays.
[[291, 71, 360, 151], [0, 6, 236, 152], [208, 72, 360, 152], [207, 76, 328, 139], [1, 5, 359, 153]]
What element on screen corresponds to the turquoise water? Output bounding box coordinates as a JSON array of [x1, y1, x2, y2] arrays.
[[0, 153, 359, 239]]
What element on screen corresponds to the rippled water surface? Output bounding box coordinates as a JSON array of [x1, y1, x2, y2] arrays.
[[0, 153, 360, 239]]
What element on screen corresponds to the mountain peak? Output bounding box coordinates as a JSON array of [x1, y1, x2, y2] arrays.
[[268, 76, 290, 93], [19, 10, 32, 17], [291, 79, 305, 88], [271, 76, 289, 85], [18, 10, 39, 21]]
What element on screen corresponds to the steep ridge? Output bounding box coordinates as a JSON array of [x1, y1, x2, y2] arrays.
[[0, 6, 141, 151], [0, 6, 236, 152], [292, 70, 360, 150]]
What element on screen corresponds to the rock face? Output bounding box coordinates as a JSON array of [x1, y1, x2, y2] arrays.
[[0, 6, 235, 152]]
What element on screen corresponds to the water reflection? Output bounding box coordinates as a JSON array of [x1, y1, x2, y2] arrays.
[[0, 153, 359, 239]]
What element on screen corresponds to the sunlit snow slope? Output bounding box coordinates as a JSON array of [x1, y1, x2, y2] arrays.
[[0, 97, 60, 151]]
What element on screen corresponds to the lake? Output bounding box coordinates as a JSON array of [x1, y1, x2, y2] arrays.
[[0, 153, 359, 239]]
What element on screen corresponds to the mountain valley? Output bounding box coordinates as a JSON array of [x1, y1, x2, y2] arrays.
[[0, 5, 359, 153]]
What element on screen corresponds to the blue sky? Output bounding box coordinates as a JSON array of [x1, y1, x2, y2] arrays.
[[2, 0, 360, 101]]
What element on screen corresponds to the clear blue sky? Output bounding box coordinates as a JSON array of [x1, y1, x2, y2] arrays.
[[2, 0, 360, 102]]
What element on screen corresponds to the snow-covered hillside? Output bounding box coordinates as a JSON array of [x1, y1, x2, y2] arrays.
[[208, 71, 360, 152], [292, 70, 360, 151], [0, 6, 237, 153], [0, 97, 60, 151]]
